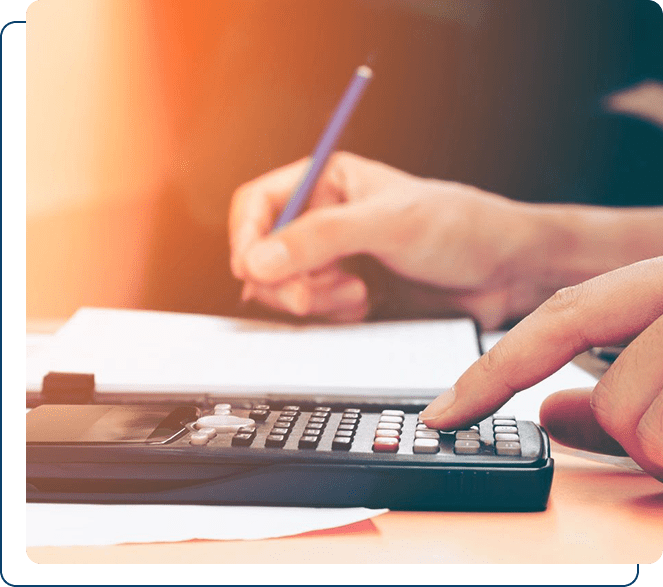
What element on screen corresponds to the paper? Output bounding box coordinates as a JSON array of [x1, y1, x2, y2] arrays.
[[26, 504, 388, 547], [31, 307, 481, 397]]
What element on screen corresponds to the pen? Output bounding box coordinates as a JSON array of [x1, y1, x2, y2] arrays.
[[272, 65, 373, 231]]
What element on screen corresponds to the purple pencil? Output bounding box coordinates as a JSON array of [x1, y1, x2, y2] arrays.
[[272, 65, 373, 230]]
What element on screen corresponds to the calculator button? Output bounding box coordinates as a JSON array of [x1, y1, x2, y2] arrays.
[[298, 435, 320, 449], [332, 437, 353, 451], [237, 426, 256, 436], [413, 438, 440, 454], [308, 416, 327, 424], [373, 438, 399, 452], [454, 440, 480, 454], [495, 441, 521, 456], [275, 419, 295, 429], [189, 432, 210, 446], [379, 415, 404, 424], [375, 429, 400, 438], [493, 414, 515, 421], [494, 433, 520, 442], [415, 430, 439, 439], [376, 422, 401, 431], [281, 410, 299, 418], [195, 415, 255, 433], [231, 433, 254, 447], [340, 414, 360, 423], [337, 423, 357, 432], [305, 422, 324, 430], [416, 423, 433, 430], [265, 434, 287, 448], [249, 409, 269, 421], [343, 408, 361, 414], [494, 426, 518, 434], [282, 406, 301, 412], [303, 427, 323, 436], [197, 427, 217, 440], [277, 415, 296, 423], [493, 419, 517, 427], [270, 427, 290, 436], [315, 407, 332, 412], [455, 431, 480, 440], [334, 429, 354, 438], [253, 404, 270, 411], [381, 410, 405, 417], [311, 411, 330, 420]]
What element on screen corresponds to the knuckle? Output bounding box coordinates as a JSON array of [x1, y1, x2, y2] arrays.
[[635, 397, 663, 464], [590, 379, 619, 435], [543, 284, 585, 316]]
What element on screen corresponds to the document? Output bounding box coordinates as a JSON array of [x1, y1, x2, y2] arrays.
[[28, 307, 481, 398]]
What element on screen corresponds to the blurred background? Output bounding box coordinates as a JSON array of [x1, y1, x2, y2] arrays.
[[27, 0, 663, 320]]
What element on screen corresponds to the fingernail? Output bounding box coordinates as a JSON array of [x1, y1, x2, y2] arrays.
[[245, 240, 290, 280], [420, 386, 456, 421]]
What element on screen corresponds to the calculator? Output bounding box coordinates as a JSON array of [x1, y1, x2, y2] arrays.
[[27, 402, 554, 511]]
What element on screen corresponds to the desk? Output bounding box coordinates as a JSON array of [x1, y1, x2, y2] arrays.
[[25, 322, 663, 564], [26, 447, 663, 564]]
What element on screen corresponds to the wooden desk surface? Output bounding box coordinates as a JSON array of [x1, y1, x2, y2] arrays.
[[27, 446, 663, 565]]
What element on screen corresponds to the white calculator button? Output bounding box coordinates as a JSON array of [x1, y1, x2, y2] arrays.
[[195, 415, 255, 433], [495, 441, 521, 456], [415, 430, 439, 439], [376, 422, 402, 431], [375, 429, 400, 438], [213, 403, 232, 411], [454, 440, 480, 454], [494, 425, 518, 434], [379, 415, 404, 424], [455, 431, 480, 440], [493, 419, 517, 427], [413, 438, 440, 453], [189, 432, 210, 446], [197, 427, 217, 440], [494, 433, 519, 442], [381, 410, 405, 417]]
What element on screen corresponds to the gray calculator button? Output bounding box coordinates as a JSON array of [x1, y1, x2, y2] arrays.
[[413, 439, 440, 453], [415, 430, 440, 439], [493, 414, 515, 421], [454, 440, 480, 454], [494, 433, 519, 442], [495, 441, 521, 456], [455, 431, 480, 440], [493, 419, 517, 427], [493, 425, 518, 434], [416, 423, 432, 430]]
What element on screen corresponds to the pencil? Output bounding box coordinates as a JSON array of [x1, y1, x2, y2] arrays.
[[272, 65, 373, 231]]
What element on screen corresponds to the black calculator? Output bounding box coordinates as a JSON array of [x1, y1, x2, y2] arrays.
[[27, 402, 554, 511]]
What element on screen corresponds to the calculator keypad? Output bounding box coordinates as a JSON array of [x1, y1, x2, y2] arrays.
[[188, 404, 526, 459]]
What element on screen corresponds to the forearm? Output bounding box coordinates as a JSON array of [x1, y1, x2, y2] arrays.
[[520, 204, 663, 290]]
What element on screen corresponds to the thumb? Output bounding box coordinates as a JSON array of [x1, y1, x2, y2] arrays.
[[539, 389, 628, 456], [243, 205, 371, 283]]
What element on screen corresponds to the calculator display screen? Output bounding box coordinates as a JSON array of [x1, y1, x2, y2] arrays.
[[26, 405, 198, 444]]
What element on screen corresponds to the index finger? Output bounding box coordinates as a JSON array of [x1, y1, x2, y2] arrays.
[[229, 158, 310, 278], [420, 256, 663, 430]]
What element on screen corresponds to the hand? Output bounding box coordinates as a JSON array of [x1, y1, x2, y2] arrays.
[[229, 152, 545, 327], [420, 257, 663, 481]]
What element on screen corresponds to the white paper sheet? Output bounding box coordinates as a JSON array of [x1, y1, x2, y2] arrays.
[[29, 308, 481, 396], [26, 504, 387, 547]]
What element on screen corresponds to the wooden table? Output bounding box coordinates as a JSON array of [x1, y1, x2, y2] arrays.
[[27, 445, 663, 565]]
